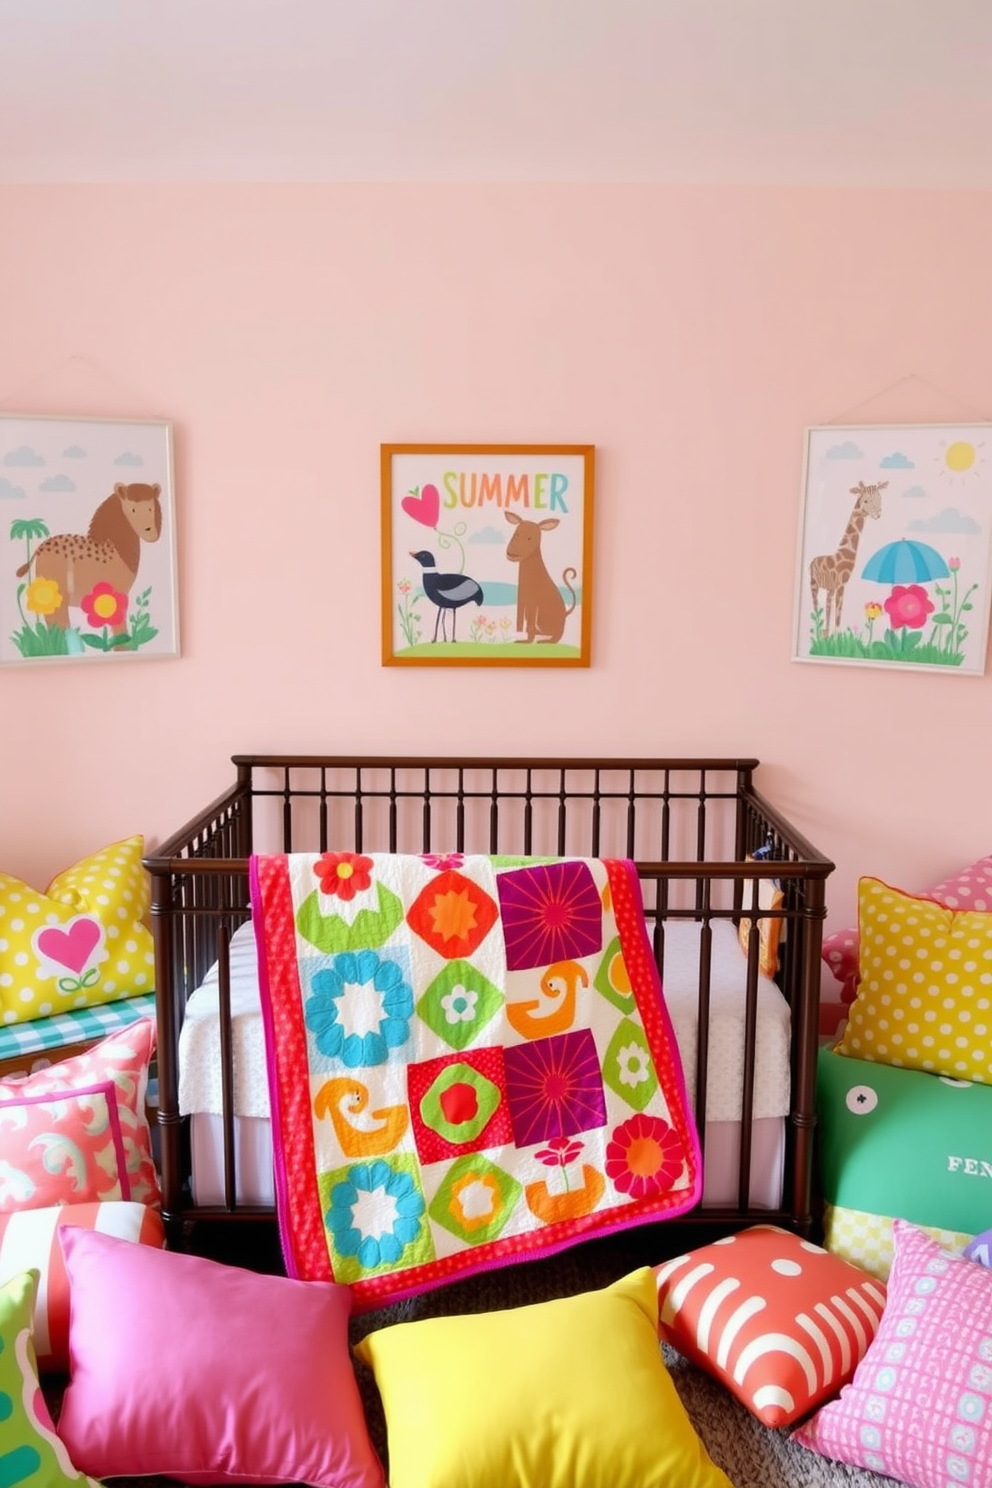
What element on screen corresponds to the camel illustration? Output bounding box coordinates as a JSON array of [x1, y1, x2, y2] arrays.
[[16, 481, 162, 631], [809, 479, 887, 635], [504, 512, 578, 643]]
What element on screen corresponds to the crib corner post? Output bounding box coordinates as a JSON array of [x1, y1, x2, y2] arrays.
[[147, 866, 186, 1247], [789, 874, 829, 1236]]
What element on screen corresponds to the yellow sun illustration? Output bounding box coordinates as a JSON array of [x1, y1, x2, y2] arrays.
[[936, 439, 985, 482]]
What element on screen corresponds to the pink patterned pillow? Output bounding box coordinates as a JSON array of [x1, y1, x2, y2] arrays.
[[0, 1082, 129, 1212], [793, 1219, 992, 1486], [823, 853, 992, 1004], [0, 1020, 160, 1207]]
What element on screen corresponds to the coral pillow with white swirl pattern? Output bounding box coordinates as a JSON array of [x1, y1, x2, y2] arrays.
[[654, 1224, 886, 1427]]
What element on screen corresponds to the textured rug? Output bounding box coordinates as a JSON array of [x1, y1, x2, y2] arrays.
[[45, 1222, 896, 1488]]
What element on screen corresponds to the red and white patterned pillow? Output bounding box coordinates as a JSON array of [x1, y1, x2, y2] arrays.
[[0, 1082, 130, 1212], [0, 1019, 160, 1208], [0, 1200, 165, 1371], [654, 1224, 886, 1427]]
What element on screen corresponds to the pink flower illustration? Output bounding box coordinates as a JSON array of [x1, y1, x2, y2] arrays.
[[81, 581, 128, 629], [534, 1136, 584, 1169], [884, 584, 934, 630], [421, 852, 464, 871]]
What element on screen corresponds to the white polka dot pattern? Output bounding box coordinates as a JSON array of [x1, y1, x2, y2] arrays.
[[823, 855, 992, 1005], [0, 837, 154, 1024], [837, 877, 992, 1084]]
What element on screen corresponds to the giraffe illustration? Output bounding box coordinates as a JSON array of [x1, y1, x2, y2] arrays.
[[809, 479, 887, 635]]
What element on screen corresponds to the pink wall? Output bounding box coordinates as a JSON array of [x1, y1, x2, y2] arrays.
[[2, 184, 990, 1003]]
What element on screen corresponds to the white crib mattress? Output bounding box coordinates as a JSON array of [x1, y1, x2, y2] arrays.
[[178, 918, 791, 1125]]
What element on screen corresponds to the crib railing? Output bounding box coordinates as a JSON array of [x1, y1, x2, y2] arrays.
[[145, 756, 834, 1247]]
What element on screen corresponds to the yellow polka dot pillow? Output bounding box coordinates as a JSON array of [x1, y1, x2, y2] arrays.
[[835, 876, 992, 1083], [0, 837, 155, 1025]]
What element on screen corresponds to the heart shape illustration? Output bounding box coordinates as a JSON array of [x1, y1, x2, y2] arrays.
[[35, 916, 103, 975], [401, 482, 440, 529]]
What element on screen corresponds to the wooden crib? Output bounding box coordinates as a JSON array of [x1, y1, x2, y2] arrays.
[[144, 755, 833, 1250]]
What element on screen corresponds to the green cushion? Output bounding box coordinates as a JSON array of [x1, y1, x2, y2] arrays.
[[817, 1047, 991, 1236]]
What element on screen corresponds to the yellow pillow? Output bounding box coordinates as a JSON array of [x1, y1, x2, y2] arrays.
[[737, 860, 784, 977], [0, 836, 154, 1025], [353, 1267, 731, 1488], [835, 876, 992, 1083]]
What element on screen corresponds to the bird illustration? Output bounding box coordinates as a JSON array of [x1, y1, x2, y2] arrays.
[[313, 1077, 408, 1158], [506, 959, 588, 1040], [409, 550, 483, 642]]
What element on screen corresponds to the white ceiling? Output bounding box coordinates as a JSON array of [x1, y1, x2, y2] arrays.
[[2, 0, 991, 187]]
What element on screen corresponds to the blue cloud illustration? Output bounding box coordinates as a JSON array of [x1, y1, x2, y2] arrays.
[[62, 445, 87, 458], [114, 451, 144, 466], [903, 484, 927, 499], [0, 477, 26, 500], [470, 526, 509, 545], [40, 474, 76, 493], [3, 445, 44, 466], [825, 441, 864, 460], [907, 506, 981, 535], [880, 451, 914, 469]]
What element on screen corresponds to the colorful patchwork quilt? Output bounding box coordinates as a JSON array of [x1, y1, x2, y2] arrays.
[[251, 851, 701, 1308]]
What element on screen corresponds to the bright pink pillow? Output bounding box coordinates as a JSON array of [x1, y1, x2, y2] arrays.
[[0, 1019, 160, 1207], [793, 1219, 992, 1486], [55, 1227, 384, 1488], [822, 853, 992, 1004], [0, 1081, 129, 1212]]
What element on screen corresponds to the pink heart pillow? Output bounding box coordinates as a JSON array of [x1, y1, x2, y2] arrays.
[[0, 835, 155, 1024]]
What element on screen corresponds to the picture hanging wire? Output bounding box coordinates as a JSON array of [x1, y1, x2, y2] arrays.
[[821, 372, 992, 428]]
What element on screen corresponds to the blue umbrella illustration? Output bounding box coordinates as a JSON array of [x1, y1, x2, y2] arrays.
[[860, 539, 950, 585]]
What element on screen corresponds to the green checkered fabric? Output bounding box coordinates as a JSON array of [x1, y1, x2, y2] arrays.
[[0, 994, 157, 1062]]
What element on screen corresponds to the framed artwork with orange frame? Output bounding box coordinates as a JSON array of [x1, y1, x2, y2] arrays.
[[381, 443, 595, 667]]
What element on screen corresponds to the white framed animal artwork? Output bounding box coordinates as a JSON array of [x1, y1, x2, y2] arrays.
[[1, 413, 179, 666], [381, 443, 594, 667], [793, 422, 992, 675]]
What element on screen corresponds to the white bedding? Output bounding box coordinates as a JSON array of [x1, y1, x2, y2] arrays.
[[178, 918, 791, 1125]]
